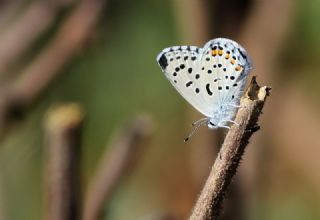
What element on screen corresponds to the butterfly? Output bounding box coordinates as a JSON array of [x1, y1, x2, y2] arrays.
[[156, 38, 252, 141]]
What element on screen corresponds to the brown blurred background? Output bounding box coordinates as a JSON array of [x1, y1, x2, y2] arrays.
[[0, 0, 319, 220]]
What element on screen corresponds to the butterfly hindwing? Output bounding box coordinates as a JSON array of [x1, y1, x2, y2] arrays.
[[199, 38, 252, 110]]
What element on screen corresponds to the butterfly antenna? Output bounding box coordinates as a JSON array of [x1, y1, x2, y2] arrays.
[[184, 119, 208, 142], [191, 118, 208, 126]]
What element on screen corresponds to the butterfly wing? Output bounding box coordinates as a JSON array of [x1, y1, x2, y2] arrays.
[[156, 38, 252, 118], [199, 38, 252, 112], [157, 45, 212, 116]]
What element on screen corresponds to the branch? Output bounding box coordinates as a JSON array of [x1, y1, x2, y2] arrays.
[[0, 0, 107, 139], [83, 114, 154, 220], [0, 0, 25, 31], [189, 77, 271, 220], [44, 103, 84, 220], [12, 0, 107, 105], [0, 0, 75, 76], [239, 0, 294, 83]]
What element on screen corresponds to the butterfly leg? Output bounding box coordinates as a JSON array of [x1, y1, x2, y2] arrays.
[[225, 103, 249, 111], [221, 120, 239, 127], [219, 125, 230, 129], [226, 120, 239, 126], [231, 102, 250, 109], [225, 103, 242, 108]]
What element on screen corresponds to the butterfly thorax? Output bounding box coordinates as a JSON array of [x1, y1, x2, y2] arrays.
[[207, 101, 238, 129]]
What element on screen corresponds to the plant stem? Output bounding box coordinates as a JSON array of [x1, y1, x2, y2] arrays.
[[189, 77, 271, 220]]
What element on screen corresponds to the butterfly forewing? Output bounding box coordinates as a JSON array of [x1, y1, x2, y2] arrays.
[[157, 46, 212, 116]]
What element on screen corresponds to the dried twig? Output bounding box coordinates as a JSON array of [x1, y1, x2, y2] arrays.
[[189, 77, 271, 220], [44, 103, 84, 220], [83, 115, 154, 220], [12, 0, 107, 105], [0, 0, 75, 76], [239, 0, 294, 83], [0, 0, 26, 31], [0, 0, 107, 139]]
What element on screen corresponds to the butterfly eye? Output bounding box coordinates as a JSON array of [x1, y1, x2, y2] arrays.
[[209, 122, 215, 126]]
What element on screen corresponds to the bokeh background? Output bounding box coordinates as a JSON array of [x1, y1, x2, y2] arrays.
[[0, 0, 319, 220]]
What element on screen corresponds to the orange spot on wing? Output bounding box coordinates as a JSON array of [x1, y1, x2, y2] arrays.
[[225, 54, 230, 59], [212, 50, 218, 56], [218, 50, 223, 55], [235, 65, 242, 71], [230, 59, 235, 65]]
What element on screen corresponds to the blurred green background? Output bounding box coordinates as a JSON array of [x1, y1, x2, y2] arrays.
[[0, 0, 320, 220]]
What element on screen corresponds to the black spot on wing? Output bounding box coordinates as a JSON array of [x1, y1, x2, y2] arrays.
[[158, 54, 168, 70], [238, 48, 247, 60], [206, 83, 213, 96], [186, 81, 193, 87]]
